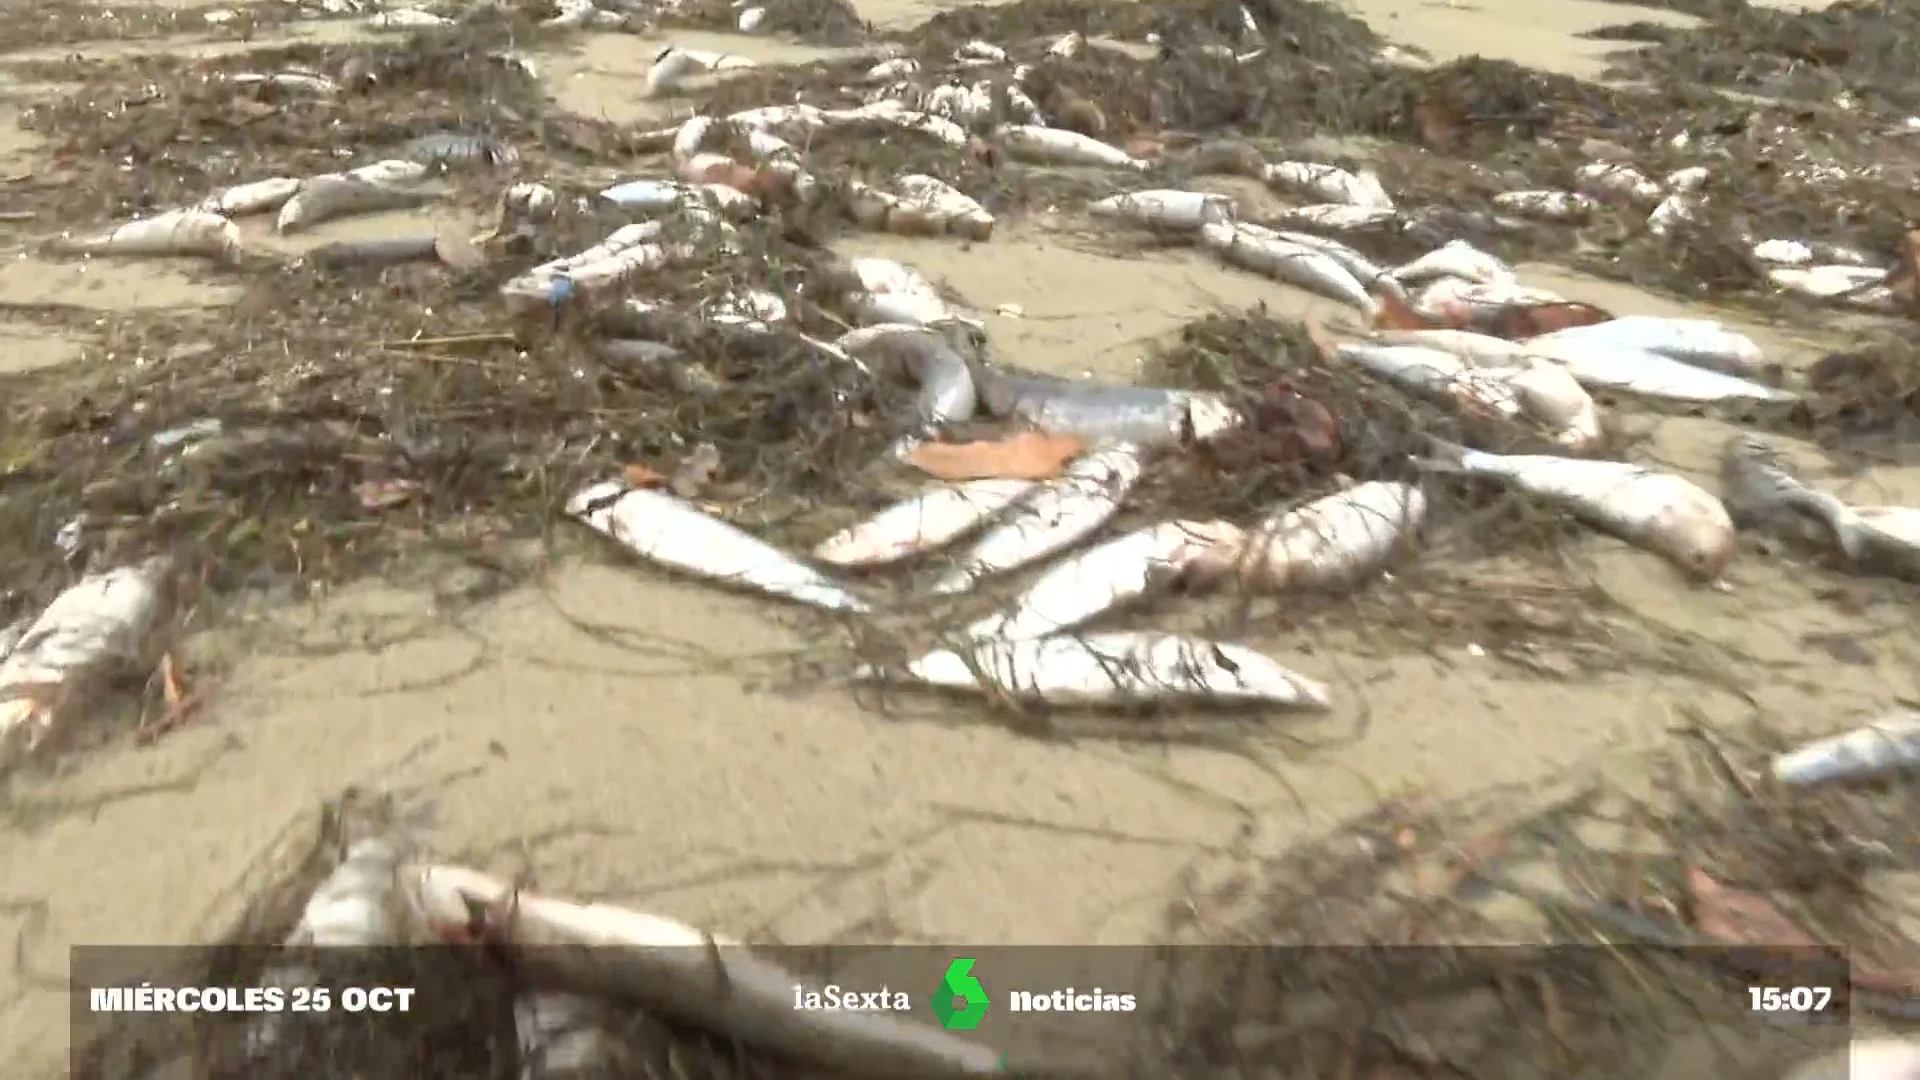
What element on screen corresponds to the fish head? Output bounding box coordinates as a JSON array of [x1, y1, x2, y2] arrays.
[[1194, 644, 1332, 709], [1649, 497, 1737, 582]]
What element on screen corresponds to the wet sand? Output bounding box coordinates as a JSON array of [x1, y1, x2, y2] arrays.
[[0, 0, 1907, 1074]]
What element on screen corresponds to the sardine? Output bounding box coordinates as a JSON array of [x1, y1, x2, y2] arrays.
[[1333, 342, 1523, 419], [931, 443, 1144, 594], [970, 364, 1241, 446], [566, 481, 869, 612], [1389, 239, 1514, 286], [1526, 315, 1766, 378], [872, 632, 1332, 709], [277, 174, 436, 233], [1237, 481, 1426, 590], [198, 176, 302, 217], [1721, 434, 1920, 579], [1087, 189, 1234, 231], [1415, 440, 1734, 580], [964, 519, 1247, 640], [1200, 220, 1377, 312], [993, 124, 1148, 171], [1771, 710, 1920, 788], [51, 209, 241, 260], [1525, 335, 1797, 403], [813, 479, 1037, 568]]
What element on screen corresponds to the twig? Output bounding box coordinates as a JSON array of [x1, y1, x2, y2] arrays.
[[376, 332, 518, 351]]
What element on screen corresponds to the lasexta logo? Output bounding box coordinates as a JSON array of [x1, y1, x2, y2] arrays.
[[931, 957, 990, 1030]]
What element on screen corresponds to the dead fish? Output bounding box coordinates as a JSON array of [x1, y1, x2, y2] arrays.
[[198, 176, 302, 217], [0, 557, 170, 764], [1501, 358, 1605, 451], [403, 130, 518, 169], [931, 443, 1144, 594], [1261, 161, 1393, 209], [49, 209, 241, 260], [1771, 265, 1894, 310], [1773, 711, 1920, 788], [303, 235, 440, 268], [1574, 162, 1664, 206], [1527, 315, 1766, 379], [869, 632, 1332, 709], [1200, 220, 1376, 313], [1389, 239, 1514, 286], [893, 174, 994, 240], [228, 70, 338, 96], [993, 124, 1148, 171], [1782, 1039, 1920, 1080], [1646, 192, 1701, 236], [645, 46, 755, 97], [813, 479, 1037, 568], [1414, 439, 1734, 580], [1721, 434, 1920, 579], [1413, 277, 1565, 326], [1237, 481, 1426, 591], [970, 364, 1241, 447], [566, 480, 869, 612], [277, 174, 435, 233], [1271, 230, 1402, 298], [1088, 189, 1234, 231], [1269, 203, 1398, 232], [1525, 334, 1796, 403], [1333, 341, 1523, 420], [1371, 327, 1531, 367], [834, 323, 977, 433], [964, 519, 1248, 640], [514, 992, 639, 1080], [849, 257, 959, 325], [1491, 189, 1595, 222]]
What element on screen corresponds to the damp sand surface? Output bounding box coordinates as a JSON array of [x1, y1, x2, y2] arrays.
[[0, 0, 1908, 1076]]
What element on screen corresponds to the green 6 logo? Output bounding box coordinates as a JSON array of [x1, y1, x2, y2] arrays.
[[931, 957, 990, 1030]]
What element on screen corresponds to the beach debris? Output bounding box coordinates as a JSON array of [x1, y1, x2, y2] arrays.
[[904, 431, 1087, 482], [197, 176, 302, 217], [1200, 219, 1377, 313], [812, 479, 1038, 567], [404, 863, 1007, 1078], [993, 124, 1148, 171], [1414, 439, 1734, 580], [1525, 315, 1767, 379], [1235, 481, 1427, 591], [1721, 434, 1920, 580], [964, 519, 1248, 641], [0, 558, 170, 766], [565, 480, 870, 612], [866, 632, 1333, 709], [931, 442, 1145, 593], [49, 208, 241, 260], [1261, 161, 1394, 209], [1771, 709, 1920, 788], [1491, 189, 1595, 222], [1088, 189, 1235, 232]]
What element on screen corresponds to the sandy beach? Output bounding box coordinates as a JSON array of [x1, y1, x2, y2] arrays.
[[0, 0, 1904, 1072]]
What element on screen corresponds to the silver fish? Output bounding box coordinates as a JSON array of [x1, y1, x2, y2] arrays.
[[1525, 336, 1796, 404], [835, 322, 977, 434], [1721, 434, 1920, 580], [1416, 439, 1734, 580], [993, 124, 1147, 171], [1087, 189, 1235, 231], [566, 480, 869, 612], [1334, 342, 1522, 419], [1271, 230, 1402, 298], [1239, 481, 1426, 591], [1200, 220, 1377, 312], [1388, 239, 1513, 286], [812, 479, 1036, 568], [1369, 328, 1532, 367], [872, 632, 1332, 709], [1527, 316, 1767, 379], [964, 519, 1247, 640], [277, 174, 436, 233], [931, 443, 1144, 595], [970, 364, 1240, 447], [1772, 710, 1920, 789]]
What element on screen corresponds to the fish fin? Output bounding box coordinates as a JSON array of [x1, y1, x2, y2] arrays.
[[1406, 435, 1471, 474]]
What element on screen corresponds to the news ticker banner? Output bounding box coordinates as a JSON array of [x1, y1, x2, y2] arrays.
[[73, 943, 1851, 1075]]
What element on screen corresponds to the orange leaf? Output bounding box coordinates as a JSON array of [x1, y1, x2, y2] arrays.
[[1688, 865, 1822, 949], [624, 462, 668, 489], [905, 431, 1087, 481]]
